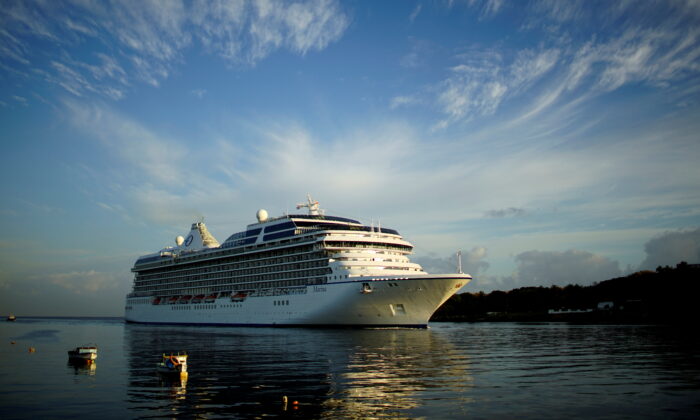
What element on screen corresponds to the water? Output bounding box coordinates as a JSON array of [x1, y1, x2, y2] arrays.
[[1, 319, 698, 419]]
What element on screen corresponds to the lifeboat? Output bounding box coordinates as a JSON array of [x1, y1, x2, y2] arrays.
[[231, 292, 248, 302]]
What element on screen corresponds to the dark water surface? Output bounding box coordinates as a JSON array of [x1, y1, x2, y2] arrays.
[[1, 318, 698, 419]]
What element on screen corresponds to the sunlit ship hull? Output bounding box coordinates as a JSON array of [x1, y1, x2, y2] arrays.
[[126, 274, 468, 327], [125, 196, 471, 327]]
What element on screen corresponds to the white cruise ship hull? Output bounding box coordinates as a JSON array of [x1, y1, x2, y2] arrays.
[[125, 274, 469, 328]]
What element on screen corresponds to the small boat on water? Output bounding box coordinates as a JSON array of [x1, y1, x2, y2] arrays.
[[7, 313, 16, 321], [67, 346, 98, 363], [157, 353, 188, 376]]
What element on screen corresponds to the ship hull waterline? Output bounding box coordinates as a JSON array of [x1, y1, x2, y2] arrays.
[[125, 275, 469, 328]]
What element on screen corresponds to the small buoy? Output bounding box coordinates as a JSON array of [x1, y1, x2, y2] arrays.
[[10, 341, 15, 345], [293, 400, 299, 405], [28, 347, 36, 353]]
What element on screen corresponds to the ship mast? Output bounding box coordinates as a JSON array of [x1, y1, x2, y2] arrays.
[[296, 194, 321, 215], [457, 250, 463, 274]]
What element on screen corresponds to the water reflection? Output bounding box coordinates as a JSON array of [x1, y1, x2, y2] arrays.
[[123, 325, 471, 418], [66, 360, 97, 376], [2, 319, 698, 419], [157, 373, 187, 400], [321, 330, 473, 418]]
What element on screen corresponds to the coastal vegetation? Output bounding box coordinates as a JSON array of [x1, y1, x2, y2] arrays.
[[431, 262, 699, 323]]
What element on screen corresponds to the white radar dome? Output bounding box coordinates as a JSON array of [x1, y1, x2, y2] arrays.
[[256, 209, 268, 223], [176, 236, 184, 246]]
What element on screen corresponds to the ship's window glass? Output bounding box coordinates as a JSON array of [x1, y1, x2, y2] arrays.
[[264, 221, 296, 233]]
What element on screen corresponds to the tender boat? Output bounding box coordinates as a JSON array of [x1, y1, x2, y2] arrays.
[[67, 346, 98, 363], [157, 353, 188, 376]]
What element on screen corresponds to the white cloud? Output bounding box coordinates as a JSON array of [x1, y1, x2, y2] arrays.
[[40, 270, 120, 293], [482, 0, 504, 17], [65, 100, 187, 185], [0, 0, 350, 99], [414, 247, 489, 276], [390, 95, 419, 109], [433, 46, 559, 127], [436, 70, 507, 123], [639, 228, 700, 270], [514, 249, 621, 286], [409, 4, 422, 23], [402, 2, 700, 129]]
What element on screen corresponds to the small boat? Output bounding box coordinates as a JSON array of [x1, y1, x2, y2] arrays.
[[204, 293, 218, 303], [231, 292, 248, 302], [6, 313, 16, 321], [157, 353, 188, 376], [68, 346, 98, 363]]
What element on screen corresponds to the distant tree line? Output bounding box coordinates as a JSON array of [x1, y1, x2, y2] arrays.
[[431, 262, 699, 323]]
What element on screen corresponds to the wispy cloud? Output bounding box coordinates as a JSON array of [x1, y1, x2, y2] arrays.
[[41, 270, 120, 293], [395, 2, 700, 130], [191, 88, 207, 98], [409, 4, 422, 23], [389, 95, 419, 109], [485, 208, 526, 218], [0, 0, 350, 100]]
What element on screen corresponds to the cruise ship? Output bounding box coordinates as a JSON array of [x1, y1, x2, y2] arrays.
[[125, 196, 471, 327]]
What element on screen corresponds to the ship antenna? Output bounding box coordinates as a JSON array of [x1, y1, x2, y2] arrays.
[[457, 250, 463, 274], [296, 194, 320, 215]]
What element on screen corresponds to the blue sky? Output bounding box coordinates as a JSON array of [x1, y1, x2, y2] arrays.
[[1, 0, 699, 316]]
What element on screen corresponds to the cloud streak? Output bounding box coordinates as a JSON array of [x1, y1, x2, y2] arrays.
[[0, 0, 349, 100], [396, 2, 700, 129]]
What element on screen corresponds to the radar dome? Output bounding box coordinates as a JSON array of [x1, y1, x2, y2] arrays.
[[256, 209, 269, 223], [176, 236, 185, 246]]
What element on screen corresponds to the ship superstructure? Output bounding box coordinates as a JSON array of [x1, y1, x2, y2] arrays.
[[125, 196, 471, 327]]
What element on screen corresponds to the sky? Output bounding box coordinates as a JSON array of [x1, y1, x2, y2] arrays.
[[1, 0, 699, 316]]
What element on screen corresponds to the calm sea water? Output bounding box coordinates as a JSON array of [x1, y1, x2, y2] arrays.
[[1, 318, 698, 419]]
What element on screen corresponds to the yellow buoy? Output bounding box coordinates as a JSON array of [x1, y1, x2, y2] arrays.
[[28, 347, 36, 353]]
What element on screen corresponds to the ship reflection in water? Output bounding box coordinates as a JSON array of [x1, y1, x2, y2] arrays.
[[2, 319, 698, 418], [124, 324, 472, 418], [66, 360, 97, 376]]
